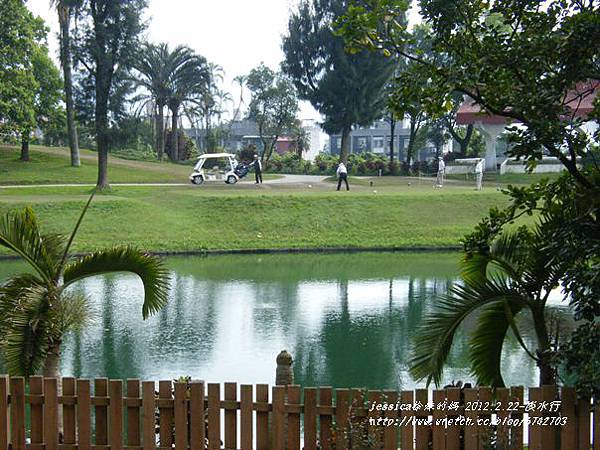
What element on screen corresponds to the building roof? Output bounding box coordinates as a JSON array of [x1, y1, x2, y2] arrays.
[[456, 81, 599, 125]]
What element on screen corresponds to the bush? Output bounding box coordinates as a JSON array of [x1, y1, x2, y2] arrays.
[[263, 151, 439, 176]]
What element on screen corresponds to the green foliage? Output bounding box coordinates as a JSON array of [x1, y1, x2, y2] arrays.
[[246, 64, 299, 162], [558, 322, 600, 399], [410, 225, 563, 387], [0, 195, 170, 376], [72, 0, 149, 187], [0, 0, 50, 136], [282, 0, 395, 162]]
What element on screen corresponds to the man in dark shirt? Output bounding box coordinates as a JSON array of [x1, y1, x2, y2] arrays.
[[250, 154, 263, 184]]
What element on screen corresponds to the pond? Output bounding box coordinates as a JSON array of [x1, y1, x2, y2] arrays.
[[0, 252, 570, 390]]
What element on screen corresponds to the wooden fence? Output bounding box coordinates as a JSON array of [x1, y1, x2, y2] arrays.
[[1, 376, 598, 450]]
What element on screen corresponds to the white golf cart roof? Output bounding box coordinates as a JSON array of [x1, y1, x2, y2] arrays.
[[196, 153, 236, 159]]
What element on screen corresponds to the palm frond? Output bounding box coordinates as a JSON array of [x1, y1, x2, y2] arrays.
[[0, 208, 62, 282], [2, 285, 52, 377], [55, 292, 90, 333], [63, 247, 170, 319], [0, 274, 44, 336], [409, 275, 525, 387], [469, 294, 527, 387]]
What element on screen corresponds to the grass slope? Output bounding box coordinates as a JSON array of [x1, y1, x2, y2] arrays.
[[0, 184, 508, 253], [1, 145, 195, 184]]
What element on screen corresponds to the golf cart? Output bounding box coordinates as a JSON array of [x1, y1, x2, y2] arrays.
[[189, 153, 250, 185]]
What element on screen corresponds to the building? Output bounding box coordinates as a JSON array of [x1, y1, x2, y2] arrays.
[[328, 120, 447, 162], [184, 118, 325, 161]]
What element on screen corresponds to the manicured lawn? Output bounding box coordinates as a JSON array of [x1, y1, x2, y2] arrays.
[[0, 145, 279, 185], [0, 183, 509, 253]]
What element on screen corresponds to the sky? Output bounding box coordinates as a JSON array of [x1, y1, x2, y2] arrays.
[[26, 0, 420, 123]]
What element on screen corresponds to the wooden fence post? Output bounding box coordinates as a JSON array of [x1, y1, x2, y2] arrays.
[[158, 380, 173, 448], [127, 379, 141, 447], [303, 387, 317, 450], [9, 378, 25, 450], [240, 385, 253, 450], [319, 387, 333, 450], [272, 386, 285, 449], [77, 379, 91, 450], [0, 376, 8, 450], [94, 379, 108, 447], [189, 381, 206, 450], [141, 381, 156, 450], [224, 383, 237, 450], [173, 382, 188, 450], [29, 376, 44, 449], [207, 383, 220, 450], [287, 385, 301, 450], [44, 377, 59, 450], [109, 379, 124, 450], [62, 377, 76, 445]]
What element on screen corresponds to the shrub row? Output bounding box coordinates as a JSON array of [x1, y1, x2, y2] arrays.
[[262, 152, 441, 176]]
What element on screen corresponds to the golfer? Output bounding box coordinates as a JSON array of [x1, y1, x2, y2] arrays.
[[474, 158, 484, 190], [336, 162, 349, 191], [250, 154, 263, 184], [435, 156, 445, 188]]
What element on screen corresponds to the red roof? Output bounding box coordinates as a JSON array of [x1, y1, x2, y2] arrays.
[[456, 81, 599, 125]]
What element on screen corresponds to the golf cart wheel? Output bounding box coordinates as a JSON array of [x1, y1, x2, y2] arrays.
[[191, 175, 204, 185], [227, 175, 238, 185]]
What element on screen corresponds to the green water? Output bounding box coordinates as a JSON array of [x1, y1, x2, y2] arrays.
[[0, 252, 567, 389]]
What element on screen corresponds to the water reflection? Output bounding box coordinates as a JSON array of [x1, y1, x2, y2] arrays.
[[0, 252, 570, 389]]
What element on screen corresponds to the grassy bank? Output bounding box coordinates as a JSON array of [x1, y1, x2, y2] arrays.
[[0, 183, 509, 253], [0, 145, 281, 185]]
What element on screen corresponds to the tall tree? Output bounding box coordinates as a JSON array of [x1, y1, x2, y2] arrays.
[[73, 0, 147, 189], [132, 43, 200, 160], [51, 0, 81, 167], [246, 63, 299, 163], [21, 44, 63, 162], [0, 0, 42, 153], [282, 0, 394, 164], [165, 49, 209, 160]]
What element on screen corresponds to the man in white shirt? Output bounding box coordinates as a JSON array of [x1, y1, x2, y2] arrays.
[[474, 158, 484, 190], [336, 162, 349, 191], [435, 156, 445, 188]]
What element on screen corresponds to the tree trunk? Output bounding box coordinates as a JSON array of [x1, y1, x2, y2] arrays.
[[532, 306, 556, 386], [20, 132, 30, 161], [407, 118, 417, 166], [58, 6, 80, 168], [43, 344, 63, 431], [155, 103, 165, 160], [340, 125, 351, 164], [460, 124, 474, 156], [171, 110, 179, 161], [389, 116, 396, 163], [95, 80, 111, 190]]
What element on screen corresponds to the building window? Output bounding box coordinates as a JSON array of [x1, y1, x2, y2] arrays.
[[373, 136, 384, 149], [336, 137, 342, 148], [357, 137, 368, 151]]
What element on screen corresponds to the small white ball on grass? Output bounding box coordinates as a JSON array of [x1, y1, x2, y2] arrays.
[[308, 184, 312, 188], [373, 190, 377, 194]]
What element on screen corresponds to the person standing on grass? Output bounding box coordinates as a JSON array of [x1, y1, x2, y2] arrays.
[[435, 156, 445, 188], [336, 161, 349, 191], [250, 154, 263, 184], [474, 158, 484, 190]]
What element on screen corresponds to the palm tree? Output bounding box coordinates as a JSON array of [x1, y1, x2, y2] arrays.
[[409, 225, 563, 388], [166, 50, 209, 161], [132, 43, 172, 160], [0, 194, 169, 378], [51, 0, 81, 167]]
